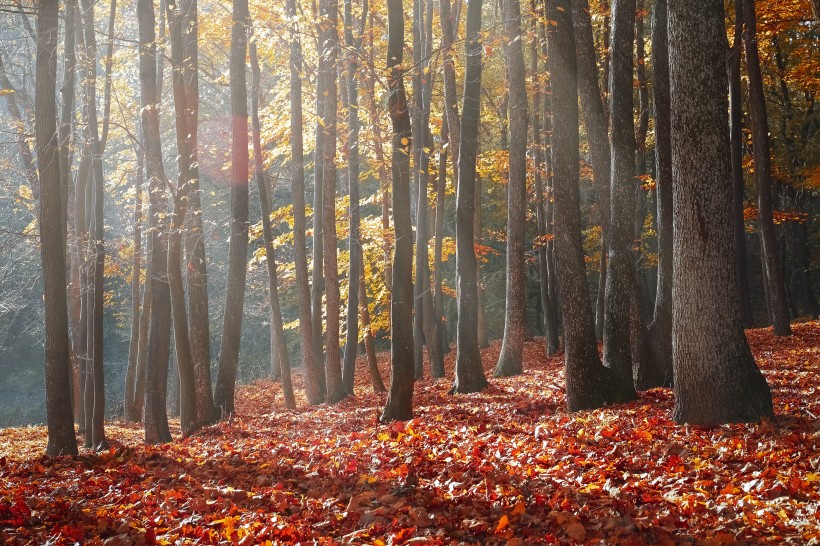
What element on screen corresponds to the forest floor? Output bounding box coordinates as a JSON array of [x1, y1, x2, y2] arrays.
[[1, 322, 819, 545]]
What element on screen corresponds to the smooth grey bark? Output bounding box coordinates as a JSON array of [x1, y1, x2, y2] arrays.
[[213, 0, 251, 418], [451, 0, 489, 395], [37, 0, 78, 457], [380, 0, 416, 421], [494, 0, 528, 377], [138, 0, 172, 444], [601, 0, 638, 400], [287, 0, 322, 405], [742, 0, 791, 337], [124, 146, 143, 422], [668, 0, 773, 425]]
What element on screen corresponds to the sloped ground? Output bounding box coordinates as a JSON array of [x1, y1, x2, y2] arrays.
[[1, 322, 819, 545]]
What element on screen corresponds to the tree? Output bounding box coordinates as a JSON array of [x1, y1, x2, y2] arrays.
[[494, 0, 528, 377], [124, 145, 144, 422], [729, 0, 754, 328], [601, 0, 638, 400], [742, 0, 792, 337], [288, 0, 323, 405], [181, 0, 216, 427], [213, 0, 251, 418], [342, 0, 369, 395], [249, 40, 296, 409], [640, 0, 673, 389], [320, 0, 345, 404], [166, 0, 200, 436], [547, 0, 623, 412], [138, 0, 173, 444], [380, 0, 415, 422], [668, 0, 773, 425], [37, 0, 78, 457], [451, 0, 488, 395]]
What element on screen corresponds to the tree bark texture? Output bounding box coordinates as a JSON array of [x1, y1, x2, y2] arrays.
[[668, 0, 774, 425]]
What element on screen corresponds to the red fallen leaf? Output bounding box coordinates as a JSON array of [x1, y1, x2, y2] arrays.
[[495, 515, 510, 533], [391, 527, 416, 544]]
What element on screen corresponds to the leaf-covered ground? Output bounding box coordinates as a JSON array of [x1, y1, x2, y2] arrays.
[[1, 322, 819, 545]]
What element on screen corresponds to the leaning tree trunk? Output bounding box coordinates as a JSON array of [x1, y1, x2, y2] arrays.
[[287, 0, 322, 405], [601, 0, 638, 401], [639, 0, 673, 390], [668, 0, 773, 425], [742, 0, 791, 337], [380, 0, 416, 421], [494, 0, 528, 377], [547, 0, 623, 412], [213, 0, 251, 418], [451, 0, 489, 394], [250, 41, 296, 409], [138, 0, 173, 444], [37, 0, 78, 457]]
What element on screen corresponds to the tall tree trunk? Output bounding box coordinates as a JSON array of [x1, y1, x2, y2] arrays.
[[668, 0, 773, 425], [124, 146, 144, 422], [433, 118, 450, 364], [166, 0, 200, 436], [249, 41, 296, 409], [632, 1, 649, 249], [319, 0, 345, 404], [440, 0, 461, 176], [451, 0, 489, 394], [639, 0, 673, 389], [0, 54, 38, 200], [213, 0, 251, 417], [601, 0, 638, 400], [343, 0, 369, 395], [181, 0, 216, 426], [729, 0, 754, 327], [494, 0, 527, 377], [474, 177, 489, 349], [81, 0, 112, 450], [547, 0, 622, 412], [742, 0, 791, 337], [380, 0, 416, 421], [138, 0, 173, 444], [288, 0, 322, 405], [571, 0, 611, 342], [37, 0, 78, 457]]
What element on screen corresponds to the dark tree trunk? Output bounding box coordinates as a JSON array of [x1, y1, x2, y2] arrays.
[[632, 1, 650, 248], [451, 0, 489, 394], [638, 0, 673, 389], [37, 0, 78, 457], [433, 119, 450, 365], [571, 0, 610, 342], [181, 0, 216, 427], [547, 0, 623, 412], [342, 0, 368, 396], [440, 0, 461, 177], [729, 0, 754, 328], [249, 42, 295, 409], [494, 0, 527, 377], [601, 0, 638, 400], [138, 0, 173, 444], [380, 0, 416, 421], [668, 0, 773, 425], [742, 0, 791, 337], [213, 0, 251, 418]]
